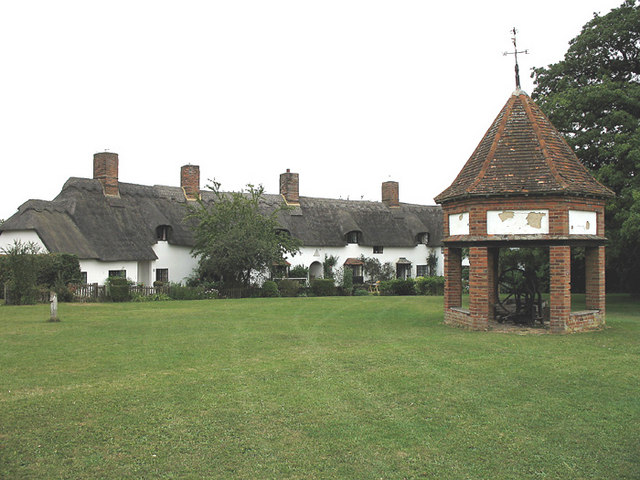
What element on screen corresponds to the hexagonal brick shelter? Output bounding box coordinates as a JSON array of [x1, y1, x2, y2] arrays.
[[434, 89, 614, 333]]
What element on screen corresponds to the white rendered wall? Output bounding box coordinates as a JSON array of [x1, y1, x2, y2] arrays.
[[449, 212, 469, 235], [487, 210, 549, 235], [151, 241, 198, 285], [0, 230, 48, 252], [285, 243, 444, 280], [78, 243, 197, 286], [569, 210, 597, 235], [80, 260, 140, 285]]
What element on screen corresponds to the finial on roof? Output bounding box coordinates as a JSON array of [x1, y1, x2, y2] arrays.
[[503, 27, 529, 90]]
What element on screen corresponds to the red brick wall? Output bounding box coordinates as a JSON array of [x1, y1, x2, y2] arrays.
[[93, 152, 119, 196], [441, 196, 606, 237], [469, 247, 490, 329], [567, 310, 605, 332], [444, 247, 462, 309], [585, 246, 606, 313], [382, 181, 399, 207], [280, 170, 300, 204], [181, 165, 200, 201], [549, 245, 571, 333], [444, 307, 476, 329]]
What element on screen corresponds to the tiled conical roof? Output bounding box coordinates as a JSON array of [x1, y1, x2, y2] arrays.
[[434, 90, 614, 204]]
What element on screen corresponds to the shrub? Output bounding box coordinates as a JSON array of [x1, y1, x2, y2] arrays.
[[354, 287, 370, 296], [107, 277, 131, 302], [289, 265, 309, 279], [53, 275, 74, 302], [310, 278, 336, 296], [342, 268, 353, 296], [277, 279, 299, 297], [379, 278, 416, 296], [262, 280, 280, 297], [414, 276, 445, 295], [323, 254, 339, 279], [167, 283, 212, 300], [131, 292, 171, 302]]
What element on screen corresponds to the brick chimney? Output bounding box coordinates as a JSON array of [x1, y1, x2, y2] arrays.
[[280, 169, 300, 205], [93, 152, 119, 196], [181, 164, 200, 201], [382, 181, 399, 207]]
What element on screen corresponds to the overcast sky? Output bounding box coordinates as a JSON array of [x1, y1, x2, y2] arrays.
[[0, 0, 624, 221]]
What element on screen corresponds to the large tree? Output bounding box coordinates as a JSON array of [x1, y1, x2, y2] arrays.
[[532, 0, 640, 292], [186, 182, 302, 287]]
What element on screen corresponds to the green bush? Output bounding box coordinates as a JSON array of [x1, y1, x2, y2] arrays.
[[414, 276, 445, 295], [342, 268, 353, 296], [262, 280, 280, 297], [131, 292, 172, 302], [289, 265, 309, 278], [168, 283, 211, 300], [379, 278, 416, 296], [310, 278, 336, 297], [354, 288, 370, 296], [37, 253, 83, 288], [108, 277, 131, 302], [277, 279, 299, 297]]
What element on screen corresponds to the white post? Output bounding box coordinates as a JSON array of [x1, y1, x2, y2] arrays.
[[49, 291, 59, 322]]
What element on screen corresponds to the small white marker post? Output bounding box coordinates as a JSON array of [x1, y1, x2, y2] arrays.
[[49, 291, 60, 322]]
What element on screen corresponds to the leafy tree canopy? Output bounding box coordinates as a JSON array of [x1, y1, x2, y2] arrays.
[[186, 181, 302, 287], [532, 0, 640, 292]]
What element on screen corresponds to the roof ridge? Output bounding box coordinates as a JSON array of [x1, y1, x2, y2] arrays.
[[466, 95, 515, 193], [520, 94, 569, 190]]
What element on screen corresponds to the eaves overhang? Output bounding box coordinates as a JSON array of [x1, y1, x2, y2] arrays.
[[443, 234, 608, 248]]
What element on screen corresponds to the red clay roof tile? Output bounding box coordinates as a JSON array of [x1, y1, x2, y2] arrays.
[[434, 91, 614, 204]]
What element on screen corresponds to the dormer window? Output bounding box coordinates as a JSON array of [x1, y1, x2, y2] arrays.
[[416, 232, 429, 245], [345, 231, 362, 244], [156, 225, 172, 242]]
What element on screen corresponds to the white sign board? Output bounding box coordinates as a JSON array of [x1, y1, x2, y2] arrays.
[[569, 210, 597, 235], [449, 212, 469, 236], [487, 210, 549, 235]]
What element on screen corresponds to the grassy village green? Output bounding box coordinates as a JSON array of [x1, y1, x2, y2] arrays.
[[1, 296, 638, 479]]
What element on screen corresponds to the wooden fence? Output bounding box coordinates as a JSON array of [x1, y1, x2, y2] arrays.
[[72, 283, 107, 302]]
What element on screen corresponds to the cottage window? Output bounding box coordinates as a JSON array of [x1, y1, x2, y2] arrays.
[[416, 232, 429, 245], [156, 225, 172, 242], [396, 259, 412, 279], [343, 258, 365, 284], [373, 246, 383, 254], [416, 265, 428, 277], [81, 272, 88, 284], [156, 268, 169, 283], [275, 228, 291, 237], [108, 270, 126, 278], [346, 231, 361, 244]]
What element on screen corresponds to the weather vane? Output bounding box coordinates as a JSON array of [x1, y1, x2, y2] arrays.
[[503, 27, 529, 90]]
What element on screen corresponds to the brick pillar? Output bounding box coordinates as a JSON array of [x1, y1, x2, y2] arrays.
[[487, 248, 499, 321], [549, 246, 571, 333], [469, 247, 490, 329], [585, 246, 606, 313], [444, 247, 462, 309]]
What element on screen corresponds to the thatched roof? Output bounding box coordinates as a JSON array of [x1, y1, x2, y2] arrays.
[[1, 177, 442, 261]]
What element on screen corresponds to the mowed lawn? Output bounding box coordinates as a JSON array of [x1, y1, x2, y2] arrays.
[[1, 296, 638, 479]]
